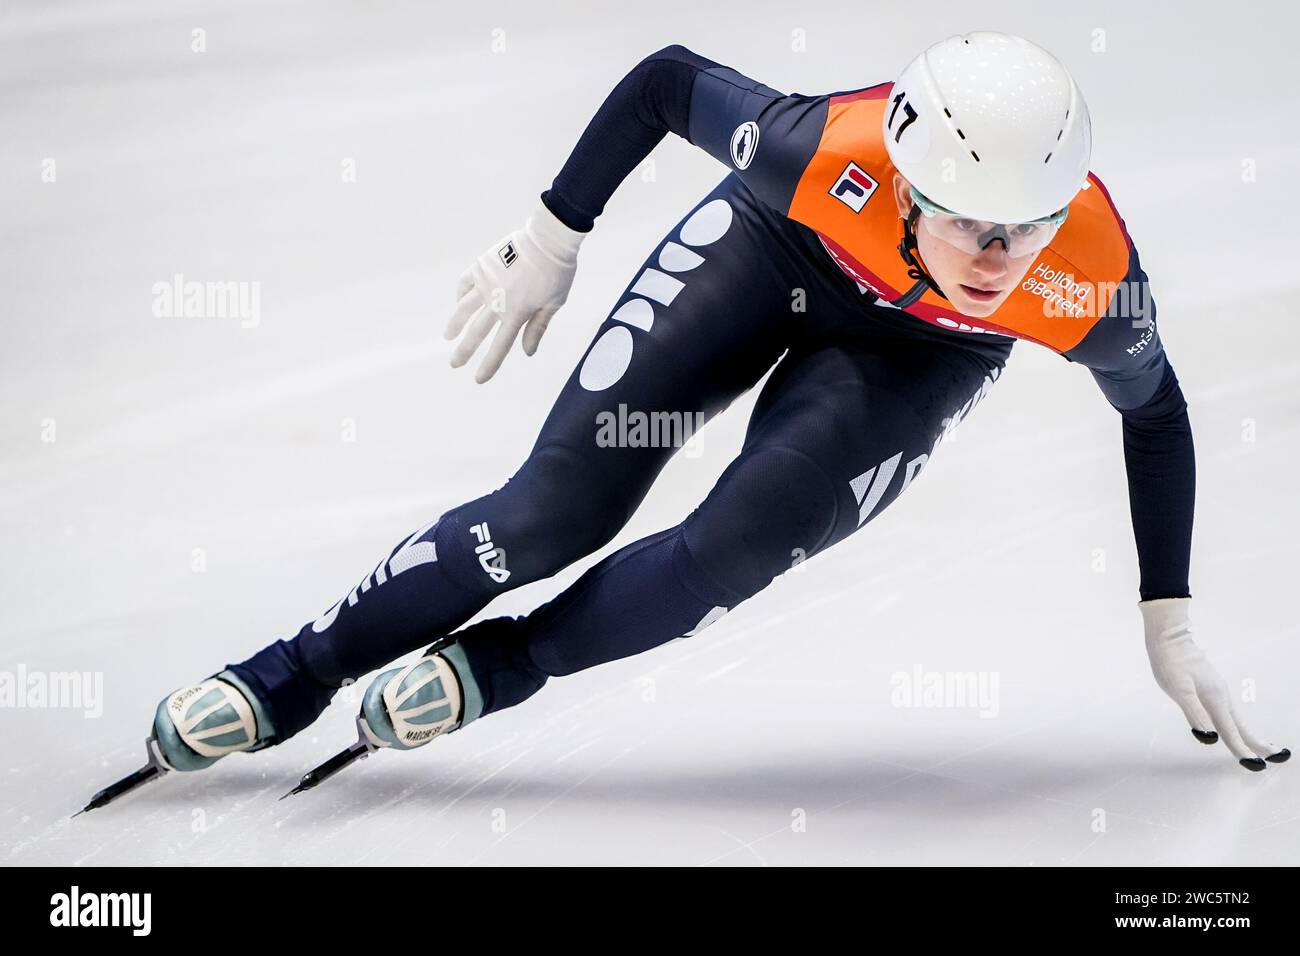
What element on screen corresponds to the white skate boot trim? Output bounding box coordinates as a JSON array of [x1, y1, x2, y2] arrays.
[[379, 654, 463, 749], [165, 678, 259, 758]]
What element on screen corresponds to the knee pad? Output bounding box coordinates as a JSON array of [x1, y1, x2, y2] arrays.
[[681, 445, 839, 603]]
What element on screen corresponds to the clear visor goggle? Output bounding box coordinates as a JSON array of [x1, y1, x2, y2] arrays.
[[911, 187, 1068, 258]]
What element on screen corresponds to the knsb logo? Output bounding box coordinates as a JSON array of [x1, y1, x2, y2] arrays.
[[829, 161, 879, 213], [49, 886, 152, 936], [730, 121, 760, 170]]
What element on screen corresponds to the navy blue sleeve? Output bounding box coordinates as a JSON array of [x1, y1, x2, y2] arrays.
[[1064, 246, 1194, 600], [542, 45, 827, 231]]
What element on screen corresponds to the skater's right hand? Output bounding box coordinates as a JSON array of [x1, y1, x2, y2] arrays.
[[1140, 598, 1290, 771], [445, 202, 587, 383]]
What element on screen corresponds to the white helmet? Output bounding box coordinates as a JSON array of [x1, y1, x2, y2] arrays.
[[884, 32, 1092, 224]]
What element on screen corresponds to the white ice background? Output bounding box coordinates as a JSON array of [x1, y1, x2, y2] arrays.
[[2, 0, 1298, 865]]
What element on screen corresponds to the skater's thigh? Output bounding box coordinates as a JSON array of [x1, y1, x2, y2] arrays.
[[530, 175, 796, 507], [755, 337, 1005, 543], [681, 337, 1005, 598]]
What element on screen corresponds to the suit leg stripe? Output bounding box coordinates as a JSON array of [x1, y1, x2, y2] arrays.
[[629, 268, 685, 307], [856, 451, 902, 526], [849, 467, 877, 506]]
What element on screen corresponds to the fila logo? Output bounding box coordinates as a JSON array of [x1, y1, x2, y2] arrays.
[[470, 522, 510, 583], [830, 162, 879, 213], [498, 242, 518, 268], [730, 121, 760, 170]]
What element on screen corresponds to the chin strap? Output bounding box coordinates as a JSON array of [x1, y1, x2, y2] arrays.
[[894, 205, 948, 308]]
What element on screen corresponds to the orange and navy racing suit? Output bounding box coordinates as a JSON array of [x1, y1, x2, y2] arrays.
[[230, 47, 1193, 736]]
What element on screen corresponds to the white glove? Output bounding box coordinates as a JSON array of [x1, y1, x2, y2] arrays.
[[445, 202, 587, 383], [1141, 598, 1289, 771]]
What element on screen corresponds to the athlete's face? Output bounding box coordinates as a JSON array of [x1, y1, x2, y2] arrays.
[[891, 175, 1039, 318]]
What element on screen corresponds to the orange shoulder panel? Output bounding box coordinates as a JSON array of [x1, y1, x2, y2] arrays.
[[787, 88, 1134, 352]]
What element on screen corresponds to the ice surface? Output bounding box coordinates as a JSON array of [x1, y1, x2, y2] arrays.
[[2, 0, 1298, 866]]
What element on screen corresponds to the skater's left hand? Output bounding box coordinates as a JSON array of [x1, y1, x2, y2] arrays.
[[1141, 598, 1289, 771]]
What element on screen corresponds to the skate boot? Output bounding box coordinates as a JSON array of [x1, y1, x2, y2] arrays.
[[359, 644, 481, 750], [152, 671, 276, 771]]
